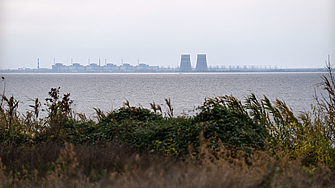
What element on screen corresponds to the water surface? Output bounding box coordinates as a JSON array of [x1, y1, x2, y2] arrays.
[[1, 72, 324, 117]]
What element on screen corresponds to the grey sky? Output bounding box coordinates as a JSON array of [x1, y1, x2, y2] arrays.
[[0, 0, 334, 69]]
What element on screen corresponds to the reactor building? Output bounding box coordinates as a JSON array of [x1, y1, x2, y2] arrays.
[[179, 54, 192, 71], [195, 54, 208, 71]]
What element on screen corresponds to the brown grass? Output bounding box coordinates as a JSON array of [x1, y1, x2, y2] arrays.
[[0, 136, 334, 188]]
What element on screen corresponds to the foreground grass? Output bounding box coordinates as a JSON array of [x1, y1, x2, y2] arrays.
[[1, 139, 335, 188], [1, 93, 334, 187]]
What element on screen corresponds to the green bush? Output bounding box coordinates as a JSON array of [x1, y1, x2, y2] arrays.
[[105, 106, 164, 123], [194, 97, 269, 153], [76, 99, 269, 157]]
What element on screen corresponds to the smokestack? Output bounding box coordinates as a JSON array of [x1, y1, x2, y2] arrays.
[[99, 59, 101, 66], [37, 58, 39, 69], [105, 59, 107, 65], [88, 58, 90, 65], [71, 58, 73, 65], [121, 59, 123, 65], [54, 58, 55, 64]]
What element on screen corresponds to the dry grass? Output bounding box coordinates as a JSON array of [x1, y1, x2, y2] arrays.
[[0, 135, 334, 188]]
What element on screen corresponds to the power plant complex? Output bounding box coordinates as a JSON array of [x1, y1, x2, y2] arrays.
[[43, 54, 209, 73], [2, 53, 324, 73], [180, 54, 208, 72], [50, 53, 209, 73]]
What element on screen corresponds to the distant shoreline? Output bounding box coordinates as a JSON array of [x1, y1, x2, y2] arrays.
[[0, 67, 327, 73]]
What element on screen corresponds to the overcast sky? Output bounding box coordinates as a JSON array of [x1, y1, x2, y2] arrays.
[[0, 0, 334, 69]]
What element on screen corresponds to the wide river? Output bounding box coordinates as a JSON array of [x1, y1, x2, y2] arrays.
[[0, 72, 327, 117]]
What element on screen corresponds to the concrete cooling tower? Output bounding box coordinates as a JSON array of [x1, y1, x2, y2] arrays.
[[179, 54, 192, 71], [195, 54, 208, 71]]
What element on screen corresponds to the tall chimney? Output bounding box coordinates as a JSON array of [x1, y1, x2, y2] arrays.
[[38, 58, 40, 69]]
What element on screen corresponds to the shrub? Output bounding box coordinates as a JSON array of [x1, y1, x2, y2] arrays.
[[194, 96, 269, 154]]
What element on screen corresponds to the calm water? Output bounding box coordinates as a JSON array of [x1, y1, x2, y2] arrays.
[[0, 72, 325, 117]]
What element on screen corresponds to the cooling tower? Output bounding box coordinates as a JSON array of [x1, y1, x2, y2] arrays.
[[179, 54, 192, 71], [195, 54, 208, 71]]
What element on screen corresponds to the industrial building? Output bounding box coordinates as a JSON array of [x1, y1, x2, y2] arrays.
[[51, 62, 159, 73]]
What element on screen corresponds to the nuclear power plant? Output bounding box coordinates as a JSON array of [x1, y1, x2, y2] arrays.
[[179, 54, 192, 71], [179, 53, 208, 72], [3, 53, 322, 73]]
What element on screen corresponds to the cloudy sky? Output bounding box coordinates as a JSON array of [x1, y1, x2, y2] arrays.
[[0, 0, 334, 69]]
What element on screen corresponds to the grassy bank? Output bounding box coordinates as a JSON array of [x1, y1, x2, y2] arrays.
[[1, 61, 335, 187]]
